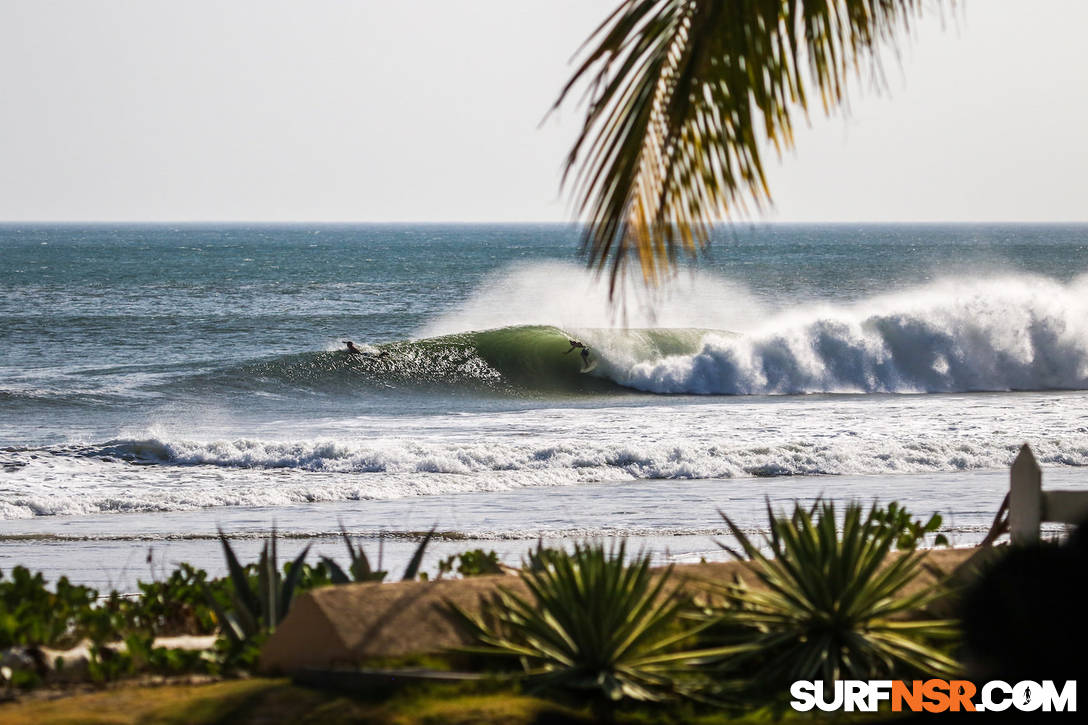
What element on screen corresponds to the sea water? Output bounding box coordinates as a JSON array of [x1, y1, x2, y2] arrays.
[[3, 223, 1088, 587]]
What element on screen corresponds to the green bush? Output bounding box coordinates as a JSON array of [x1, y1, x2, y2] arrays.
[[0, 566, 100, 649], [871, 500, 950, 549], [437, 549, 504, 578], [699, 499, 960, 701], [1, 528, 431, 685], [120, 563, 226, 636], [452, 541, 733, 704]]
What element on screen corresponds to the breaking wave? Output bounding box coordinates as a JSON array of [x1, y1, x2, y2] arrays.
[[184, 325, 715, 396], [613, 276, 1088, 394], [4, 429, 1088, 519], [175, 274, 1088, 397]]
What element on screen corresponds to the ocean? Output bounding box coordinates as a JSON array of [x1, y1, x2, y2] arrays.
[[3, 223, 1088, 589]]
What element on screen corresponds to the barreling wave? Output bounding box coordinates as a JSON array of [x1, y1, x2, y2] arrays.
[[193, 275, 1088, 398], [194, 325, 714, 396]]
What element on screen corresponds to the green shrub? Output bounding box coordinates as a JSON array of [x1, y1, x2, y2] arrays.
[[321, 526, 435, 583], [118, 633, 216, 678], [202, 529, 311, 658], [452, 541, 732, 704], [871, 501, 950, 549], [0, 566, 100, 649], [437, 549, 503, 578], [119, 563, 226, 636], [699, 499, 959, 700], [2, 529, 420, 685]]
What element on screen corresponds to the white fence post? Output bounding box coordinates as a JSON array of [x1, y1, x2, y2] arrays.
[[1009, 444, 1042, 546], [1003, 443, 1088, 544]]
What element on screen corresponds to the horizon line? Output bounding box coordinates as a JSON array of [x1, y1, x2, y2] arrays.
[[2, 219, 1088, 226]]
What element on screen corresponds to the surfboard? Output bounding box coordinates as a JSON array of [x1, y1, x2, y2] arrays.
[[580, 359, 598, 374]]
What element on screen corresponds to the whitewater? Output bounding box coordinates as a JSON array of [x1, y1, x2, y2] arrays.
[[3, 223, 1088, 586]]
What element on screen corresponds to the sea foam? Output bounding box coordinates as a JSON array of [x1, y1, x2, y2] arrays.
[[589, 275, 1088, 394]]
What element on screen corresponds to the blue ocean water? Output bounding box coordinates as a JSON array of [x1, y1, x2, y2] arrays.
[[3, 223, 1088, 525]]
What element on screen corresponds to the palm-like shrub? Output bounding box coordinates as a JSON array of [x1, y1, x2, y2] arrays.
[[320, 525, 434, 583], [453, 541, 733, 703], [206, 529, 310, 649], [704, 500, 959, 695]]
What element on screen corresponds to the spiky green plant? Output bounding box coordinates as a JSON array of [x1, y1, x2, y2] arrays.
[[206, 529, 311, 648], [703, 499, 959, 696], [320, 526, 435, 583], [556, 0, 935, 293], [453, 541, 743, 703]]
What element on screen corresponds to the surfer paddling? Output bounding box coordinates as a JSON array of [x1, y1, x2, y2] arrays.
[[564, 339, 592, 369], [342, 340, 390, 360]]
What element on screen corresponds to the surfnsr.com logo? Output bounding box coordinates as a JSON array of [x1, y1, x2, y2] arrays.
[[790, 679, 1077, 713]]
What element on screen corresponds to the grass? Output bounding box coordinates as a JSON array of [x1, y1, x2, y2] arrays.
[[0, 678, 840, 724], [0, 679, 590, 725], [0, 680, 275, 725]]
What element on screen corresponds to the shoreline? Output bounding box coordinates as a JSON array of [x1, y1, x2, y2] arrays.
[[5, 466, 1085, 591]]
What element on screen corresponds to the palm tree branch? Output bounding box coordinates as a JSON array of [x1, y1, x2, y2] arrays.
[[557, 0, 927, 295]]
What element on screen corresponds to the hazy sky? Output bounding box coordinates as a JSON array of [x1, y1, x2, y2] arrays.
[[1, 0, 1085, 223]]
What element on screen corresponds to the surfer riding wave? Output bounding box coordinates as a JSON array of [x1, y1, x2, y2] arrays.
[[564, 339, 593, 371]]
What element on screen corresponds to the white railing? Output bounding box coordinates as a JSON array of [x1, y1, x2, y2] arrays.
[[984, 444, 1088, 545]]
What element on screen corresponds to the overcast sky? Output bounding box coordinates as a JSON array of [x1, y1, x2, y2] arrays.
[[1, 0, 1085, 223]]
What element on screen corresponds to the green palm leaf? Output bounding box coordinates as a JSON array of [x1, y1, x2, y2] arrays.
[[558, 0, 928, 293]]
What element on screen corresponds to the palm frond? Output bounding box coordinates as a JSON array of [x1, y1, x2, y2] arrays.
[[557, 0, 928, 294]]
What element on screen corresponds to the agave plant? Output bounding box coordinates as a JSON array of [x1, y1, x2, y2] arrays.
[[703, 499, 959, 695], [206, 529, 311, 648], [320, 526, 435, 583], [453, 540, 742, 703]]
